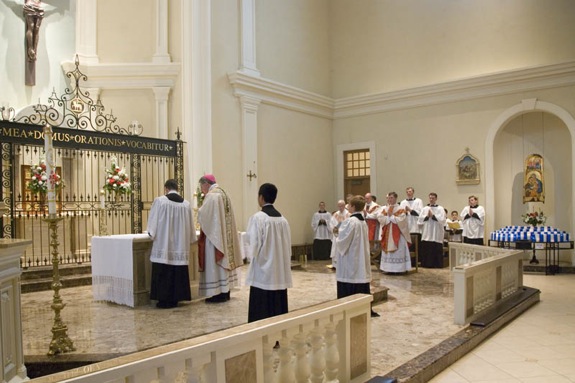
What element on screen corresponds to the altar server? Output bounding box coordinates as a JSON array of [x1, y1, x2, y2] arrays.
[[460, 196, 485, 245], [311, 201, 333, 260], [418, 193, 446, 268], [245, 183, 293, 322], [332, 195, 379, 317], [147, 179, 197, 308]]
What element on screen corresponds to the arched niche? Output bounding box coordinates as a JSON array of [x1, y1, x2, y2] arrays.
[[485, 100, 575, 261]]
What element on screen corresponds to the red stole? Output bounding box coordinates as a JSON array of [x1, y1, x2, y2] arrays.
[[380, 223, 401, 252], [198, 230, 224, 272], [366, 220, 377, 241]]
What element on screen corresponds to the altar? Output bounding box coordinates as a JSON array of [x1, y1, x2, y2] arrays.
[[91, 234, 153, 307]]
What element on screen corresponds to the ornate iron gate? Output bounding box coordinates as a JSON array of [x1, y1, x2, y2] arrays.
[[0, 58, 185, 268], [0, 122, 184, 268]]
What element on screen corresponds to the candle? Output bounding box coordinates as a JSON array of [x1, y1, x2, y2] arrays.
[[43, 125, 57, 215], [100, 190, 105, 209]]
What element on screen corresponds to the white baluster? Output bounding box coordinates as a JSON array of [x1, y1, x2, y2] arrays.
[[293, 333, 310, 383], [277, 336, 295, 383], [324, 323, 340, 383], [263, 340, 278, 383], [309, 326, 326, 383]]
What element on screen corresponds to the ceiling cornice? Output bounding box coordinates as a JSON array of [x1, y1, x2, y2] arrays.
[[227, 71, 334, 119], [228, 61, 575, 120]]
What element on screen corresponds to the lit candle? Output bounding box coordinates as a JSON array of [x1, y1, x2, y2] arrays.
[[100, 190, 105, 209], [43, 125, 57, 215]]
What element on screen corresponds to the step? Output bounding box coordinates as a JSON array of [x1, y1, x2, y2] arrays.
[[21, 274, 92, 294], [21, 264, 92, 281]]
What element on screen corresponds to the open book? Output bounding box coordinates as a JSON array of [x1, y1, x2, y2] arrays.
[[447, 221, 462, 230]]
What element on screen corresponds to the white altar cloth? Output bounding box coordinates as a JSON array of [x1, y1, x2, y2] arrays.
[[91, 234, 150, 307]]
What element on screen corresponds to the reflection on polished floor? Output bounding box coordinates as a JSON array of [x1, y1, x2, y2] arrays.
[[430, 272, 575, 383], [21, 261, 575, 380]]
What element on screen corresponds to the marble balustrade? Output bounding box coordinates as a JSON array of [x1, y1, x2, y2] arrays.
[[448, 242, 509, 269], [29, 294, 372, 383], [452, 246, 523, 325]]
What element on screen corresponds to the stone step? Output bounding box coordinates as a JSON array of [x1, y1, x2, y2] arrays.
[[21, 274, 92, 294], [21, 264, 92, 281]]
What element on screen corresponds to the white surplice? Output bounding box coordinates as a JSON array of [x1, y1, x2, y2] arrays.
[[418, 205, 446, 243], [311, 211, 333, 240], [333, 214, 371, 284], [245, 211, 293, 290], [329, 209, 350, 267], [400, 197, 423, 234], [147, 194, 196, 266], [460, 205, 485, 239]]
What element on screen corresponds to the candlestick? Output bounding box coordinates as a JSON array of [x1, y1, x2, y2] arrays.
[[43, 125, 57, 215]]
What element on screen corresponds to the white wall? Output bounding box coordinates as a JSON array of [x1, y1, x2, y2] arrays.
[[256, 0, 331, 96], [330, 0, 575, 98], [0, 0, 75, 109], [258, 104, 334, 244], [333, 85, 575, 238], [97, 0, 155, 63]]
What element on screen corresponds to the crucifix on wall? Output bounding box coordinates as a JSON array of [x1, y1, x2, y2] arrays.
[[23, 0, 45, 86]]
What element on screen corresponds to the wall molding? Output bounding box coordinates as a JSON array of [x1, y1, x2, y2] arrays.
[[61, 61, 180, 89], [228, 61, 575, 120], [228, 71, 334, 119]]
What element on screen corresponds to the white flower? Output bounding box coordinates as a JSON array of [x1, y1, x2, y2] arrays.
[[38, 180, 43, 185], [113, 175, 119, 180], [41, 175, 47, 181]]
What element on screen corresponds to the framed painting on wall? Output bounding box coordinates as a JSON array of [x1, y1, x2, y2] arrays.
[[455, 149, 480, 185]]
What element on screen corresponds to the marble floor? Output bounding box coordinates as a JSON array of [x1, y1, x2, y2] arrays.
[[20, 261, 575, 381], [429, 272, 575, 383]]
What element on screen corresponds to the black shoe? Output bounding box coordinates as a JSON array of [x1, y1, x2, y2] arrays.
[[156, 301, 177, 309], [370, 310, 380, 318], [205, 293, 227, 303]]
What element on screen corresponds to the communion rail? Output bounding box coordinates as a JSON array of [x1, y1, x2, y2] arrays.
[[448, 242, 508, 269], [29, 294, 373, 383], [451, 243, 524, 325]]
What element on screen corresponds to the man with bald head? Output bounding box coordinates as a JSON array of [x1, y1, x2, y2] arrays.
[[364, 192, 381, 257]]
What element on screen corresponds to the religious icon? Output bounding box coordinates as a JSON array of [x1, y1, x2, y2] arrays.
[[523, 154, 545, 203], [455, 148, 480, 185]]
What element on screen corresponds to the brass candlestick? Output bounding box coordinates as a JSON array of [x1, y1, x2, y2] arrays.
[[44, 214, 75, 356]]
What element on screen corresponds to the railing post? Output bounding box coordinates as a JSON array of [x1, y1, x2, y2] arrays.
[[294, 332, 310, 382], [309, 325, 326, 383], [262, 339, 277, 383], [277, 336, 295, 383], [324, 322, 339, 382]]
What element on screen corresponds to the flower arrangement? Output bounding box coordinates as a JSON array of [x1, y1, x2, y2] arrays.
[[102, 157, 131, 195], [522, 210, 546, 227], [27, 159, 64, 194]]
